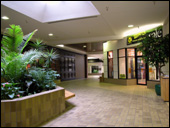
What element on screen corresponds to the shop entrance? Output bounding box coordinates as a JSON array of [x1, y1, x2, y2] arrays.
[[136, 51, 147, 85], [107, 51, 113, 78]]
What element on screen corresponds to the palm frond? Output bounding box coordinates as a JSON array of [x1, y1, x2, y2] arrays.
[[29, 39, 46, 51], [1, 24, 23, 53], [19, 29, 38, 53], [21, 49, 44, 64]]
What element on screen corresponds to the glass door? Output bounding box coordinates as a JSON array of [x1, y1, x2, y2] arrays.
[[137, 57, 147, 85], [108, 51, 113, 78]]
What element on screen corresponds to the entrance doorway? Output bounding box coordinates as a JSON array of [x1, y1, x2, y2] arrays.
[[136, 57, 147, 85], [107, 51, 113, 78]]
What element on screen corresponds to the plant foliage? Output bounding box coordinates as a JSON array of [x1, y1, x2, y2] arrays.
[[137, 34, 169, 76], [1, 24, 60, 100]]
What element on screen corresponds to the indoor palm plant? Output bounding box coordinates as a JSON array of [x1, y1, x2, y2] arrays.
[[1, 24, 59, 99]]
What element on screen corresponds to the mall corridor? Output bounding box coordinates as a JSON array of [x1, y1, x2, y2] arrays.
[[41, 77, 169, 127]]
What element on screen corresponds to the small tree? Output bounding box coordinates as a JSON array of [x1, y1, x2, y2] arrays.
[[137, 34, 169, 79]]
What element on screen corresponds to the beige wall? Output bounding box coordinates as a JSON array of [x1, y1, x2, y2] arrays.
[[75, 54, 85, 79]]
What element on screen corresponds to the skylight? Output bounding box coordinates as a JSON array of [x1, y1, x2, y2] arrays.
[[1, 1, 100, 23]]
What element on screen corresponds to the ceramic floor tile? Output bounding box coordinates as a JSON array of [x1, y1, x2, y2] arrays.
[[40, 77, 169, 127]]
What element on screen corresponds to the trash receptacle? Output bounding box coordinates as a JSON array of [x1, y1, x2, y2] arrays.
[[155, 84, 161, 96]]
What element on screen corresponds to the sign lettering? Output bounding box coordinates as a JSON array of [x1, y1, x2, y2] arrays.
[[127, 26, 163, 45]]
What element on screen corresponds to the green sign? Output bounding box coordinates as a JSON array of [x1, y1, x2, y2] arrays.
[[127, 26, 163, 45]]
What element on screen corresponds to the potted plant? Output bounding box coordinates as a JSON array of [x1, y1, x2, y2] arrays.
[[137, 33, 169, 95]]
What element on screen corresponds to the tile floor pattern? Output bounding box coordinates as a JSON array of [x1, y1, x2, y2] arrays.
[[41, 78, 169, 127]]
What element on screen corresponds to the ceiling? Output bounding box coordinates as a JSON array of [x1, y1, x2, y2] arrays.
[[1, 1, 169, 54]]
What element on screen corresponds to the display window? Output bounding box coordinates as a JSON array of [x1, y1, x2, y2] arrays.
[[118, 48, 135, 79]]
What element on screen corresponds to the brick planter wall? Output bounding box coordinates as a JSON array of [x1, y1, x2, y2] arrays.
[[1, 86, 65, 127]]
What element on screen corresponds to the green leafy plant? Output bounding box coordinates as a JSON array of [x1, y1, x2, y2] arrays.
[[1, 82, 24, 100], [29, 39, 46, 51], [1, 24, 60, 100], [1, 24, 37, 54], [1, 24, 38, 82], [43, 48, 59, 68], [120, 74, 126, 79], [1, 49, 44, 83], [137, 34, 169, 78], [28, 67, 58, 91]]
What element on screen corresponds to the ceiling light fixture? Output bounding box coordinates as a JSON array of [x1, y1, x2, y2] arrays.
[[2, 16, 9, 20], [83, 45, 86, 48], [128, 25, 134, 28], [57, 45, 64, 47], [48, 33, 53, 36]]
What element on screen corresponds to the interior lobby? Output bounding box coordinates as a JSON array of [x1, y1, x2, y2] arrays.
[[1, 1, 169, 127]]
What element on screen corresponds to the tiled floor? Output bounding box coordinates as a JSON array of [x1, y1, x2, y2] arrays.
[[41, 77, 169, 127]]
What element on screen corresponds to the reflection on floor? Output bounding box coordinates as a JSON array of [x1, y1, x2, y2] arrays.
[[41, 78, 169, 127], [88, 75, 101, 79], [138, 79, 146, 84]]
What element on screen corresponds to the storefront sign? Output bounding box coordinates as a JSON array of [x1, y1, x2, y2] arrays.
[[127, 26, 163, 45]]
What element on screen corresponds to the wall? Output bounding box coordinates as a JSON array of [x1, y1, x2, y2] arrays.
[[88, 62, 104, 74], [75, 54, 85, 79]]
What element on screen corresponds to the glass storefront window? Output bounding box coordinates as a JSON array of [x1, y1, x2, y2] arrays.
[[119, 49, 125, 57], [118, 48, 135, 79], [127, 57, 135, 79], [149, 65, 159, 81], [127, 49, 135, 56], [119, 58, 126, 79], [137, 51, 143, 56]]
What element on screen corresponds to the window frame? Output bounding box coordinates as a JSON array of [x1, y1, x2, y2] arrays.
[[107, 50, 114, 78], [118, 48, 136, 79]]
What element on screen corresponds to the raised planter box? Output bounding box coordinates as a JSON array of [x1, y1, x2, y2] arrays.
[[103, 78, 137, 85], [147, 81, 160, 89], [161, 77, 169, 101], [1, 86, 65, 127]]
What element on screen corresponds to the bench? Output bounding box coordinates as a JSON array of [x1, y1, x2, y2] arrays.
[[65, 90, 75, 100]]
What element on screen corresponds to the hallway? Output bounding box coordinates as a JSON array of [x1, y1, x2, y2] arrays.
[[41, 78, 169, 127]]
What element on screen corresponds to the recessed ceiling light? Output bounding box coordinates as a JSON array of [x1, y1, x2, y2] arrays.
[[2, 16, 9, 20], [128, 25, 134, 28], [48, 33, 53, 36], [57, 45, 64, 47], [83, 45, 86, 48]]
